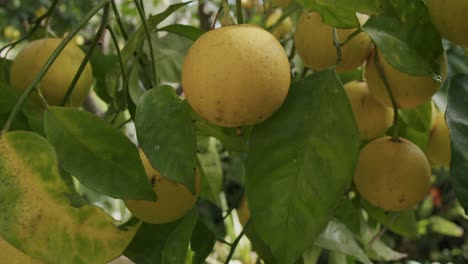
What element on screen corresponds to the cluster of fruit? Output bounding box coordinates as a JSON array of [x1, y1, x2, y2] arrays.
[[6, 0, 465, 231], [182, 0, 464, 214]]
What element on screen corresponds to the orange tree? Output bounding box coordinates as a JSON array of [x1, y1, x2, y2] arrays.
[[0, 0, 467, 263]]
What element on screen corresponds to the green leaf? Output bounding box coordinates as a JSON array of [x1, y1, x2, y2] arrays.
[[400, 100, 433, 133], [162, 208, 198, 264], [0, 112, 29, 132], [0, 84, 20, 115], [361, 200, 418, 238], [1, 236, 41, 263], [0, 59, 20, 115], [392, 116, 428, 151], [244, 222, 277, 264], [315, 219, 371, 264], [185, 101, 252, 152], [191, 219, 216, 264], [90, 49, 117, 103], [157, 24, 204, 41], [149, 33, 193, 83], [44, 106, 155, 200], [333, 198, 361, 235], [446, 74, 468, 211], [302, 246, 322, 264], [196, 137, 223, 206], [0, 131, 139, 263], [419, 216, 464, 237], [147, 2, 193, 30], [362, 1, 445, 80], [124, 208, 198, 264], [361, 217, 407, 261], [245, 70, 360, 263], [295, 0, 392, 28], [0, 58, 12, 84], [135, 85, 197, 193], [22, 105, 45, 136]]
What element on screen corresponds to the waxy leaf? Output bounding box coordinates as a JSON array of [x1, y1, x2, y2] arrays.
[[0, 131, 139, 263], [246, 70, 360, 263], [135, 85, 197, 193], [446, 74, 468, 211], [44, 107, 154, 200]]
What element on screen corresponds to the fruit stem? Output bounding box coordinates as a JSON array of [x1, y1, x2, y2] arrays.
[[133, 0, 158, 87], [374, 49, 400, 142], [236, 0, 244, 24], [37, 88, 50, 109], [1, 0, 110, 135], [224, 219, 250, 264], [0, 0, 61, 56], [332, 28, 343, 68], [106, 25, 129, 109], [61, 3, 111, 106]]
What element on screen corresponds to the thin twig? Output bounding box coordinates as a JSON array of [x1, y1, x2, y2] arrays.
[[61, 3, 110, 106], [224, 220, 251, 264], [110, 110, 121, 125], [222, 189, 245, 220], [211, 5, 224, 30], [107, 25, 129, 109], [374, 49, 400, 142], [133, 0, 157, 86], [117, 118, 132, 129], [36, 87, 50, 109], [110, 0, 128, 40], [368, 212, 401, 246], [217, 237, 232, 246]]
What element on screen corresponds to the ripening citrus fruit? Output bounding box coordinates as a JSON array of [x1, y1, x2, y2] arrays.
[[294, 11, 372, 72], [365, 48, 448, 109], [124, 149, 200, 224], [9, 38, 93, 107], [427, 0, 468, 47], [354, 137, 431, 211], [272, 0, 291, 8], [266, 9, 293, 40], [344, 81, 393, 139], [182, 25, 290, 127], [426, 112, 451, 167]]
